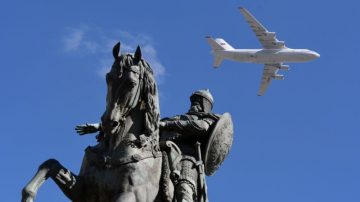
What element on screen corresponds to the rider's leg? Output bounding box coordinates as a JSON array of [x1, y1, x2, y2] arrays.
[[174, 158, 198, 202], [174, 181, 196, 202]]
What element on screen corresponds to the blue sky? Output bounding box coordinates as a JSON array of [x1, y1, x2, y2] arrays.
[[1, 0, 359, 201]]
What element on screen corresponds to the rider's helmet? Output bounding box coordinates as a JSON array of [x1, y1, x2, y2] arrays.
[[190, 89, 214, 113]]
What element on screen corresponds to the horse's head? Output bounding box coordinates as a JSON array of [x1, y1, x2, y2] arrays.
[[101, 42, 160, 142]]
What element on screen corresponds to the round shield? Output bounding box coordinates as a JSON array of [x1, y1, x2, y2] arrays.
[[203, 112, 234, 176]]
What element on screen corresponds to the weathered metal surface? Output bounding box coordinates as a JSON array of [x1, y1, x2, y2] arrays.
[[203, 112, 234, 176]]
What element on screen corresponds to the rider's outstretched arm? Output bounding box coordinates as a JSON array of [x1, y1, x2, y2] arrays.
[[75, 123, 101, 135]]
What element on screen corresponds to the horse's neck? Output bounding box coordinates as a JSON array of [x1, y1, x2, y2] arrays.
[[107, 105, 145, 154], [124, 106, 145, 137]]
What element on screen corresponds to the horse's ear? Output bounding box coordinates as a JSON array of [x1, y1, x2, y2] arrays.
[[112, 42, 121, 59], [134, 45, 142, 64]]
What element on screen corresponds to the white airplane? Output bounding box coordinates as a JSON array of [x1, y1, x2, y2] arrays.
[[207, 7, 320, 96]]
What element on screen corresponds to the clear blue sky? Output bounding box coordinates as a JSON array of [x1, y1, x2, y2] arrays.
[[1, 0, 359, 201]]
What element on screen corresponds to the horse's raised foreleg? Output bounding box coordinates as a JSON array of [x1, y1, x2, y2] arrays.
[[22, 159, 83, 202]]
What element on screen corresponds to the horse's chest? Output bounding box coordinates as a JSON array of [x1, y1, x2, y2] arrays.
[[81, 158, 161, 200]]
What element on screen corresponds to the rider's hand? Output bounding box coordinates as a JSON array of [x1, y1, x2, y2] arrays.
[[75, 123, 100, 135]]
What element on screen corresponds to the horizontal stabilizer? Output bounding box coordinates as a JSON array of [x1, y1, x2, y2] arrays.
[[206, 36, 234, 51], [206, 36, 233, 68], [213, 56, 223, 68]]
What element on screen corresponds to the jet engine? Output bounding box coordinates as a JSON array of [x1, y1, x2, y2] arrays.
[[272, 41, 285, 47], [279, 65, 289, 71], [263, 32, 275, 38], [273, 74, 284, 80]]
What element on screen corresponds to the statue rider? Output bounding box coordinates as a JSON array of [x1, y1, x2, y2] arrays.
[[75, 89, 220, 202], [159, 89, 219, 202]]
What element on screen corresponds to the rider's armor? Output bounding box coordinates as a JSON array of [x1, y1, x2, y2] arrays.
[[160, 112, 218, 202]]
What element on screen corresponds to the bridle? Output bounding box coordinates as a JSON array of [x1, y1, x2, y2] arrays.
[[113, 63, 145, 141]]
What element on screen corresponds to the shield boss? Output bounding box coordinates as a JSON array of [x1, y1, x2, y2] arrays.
[[203, 112, 234, 176]]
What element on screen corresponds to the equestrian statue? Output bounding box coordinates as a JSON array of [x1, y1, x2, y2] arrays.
[[22, 42, 234, 202]]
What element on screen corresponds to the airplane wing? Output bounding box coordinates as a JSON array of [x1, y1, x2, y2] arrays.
[[258, 63, 285, 96], [239, 7, 286, 49]]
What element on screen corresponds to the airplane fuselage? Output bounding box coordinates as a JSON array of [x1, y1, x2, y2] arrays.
[[206, 7, 320, 95], [214, 48, 320, 64]]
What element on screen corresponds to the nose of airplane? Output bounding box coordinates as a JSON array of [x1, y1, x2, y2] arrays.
[[311, 51, 320, 58]]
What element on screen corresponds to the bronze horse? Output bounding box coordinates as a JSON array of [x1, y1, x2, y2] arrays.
[[22, 42, 165, 202]]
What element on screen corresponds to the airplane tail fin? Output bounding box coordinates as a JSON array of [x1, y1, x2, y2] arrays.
[[206, 36, 234, 68]]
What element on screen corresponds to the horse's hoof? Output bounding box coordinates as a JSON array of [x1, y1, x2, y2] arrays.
[[21, 188, 35, 202]]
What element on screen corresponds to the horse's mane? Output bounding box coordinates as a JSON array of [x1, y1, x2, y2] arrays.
[[118, 54, 160, 150]]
